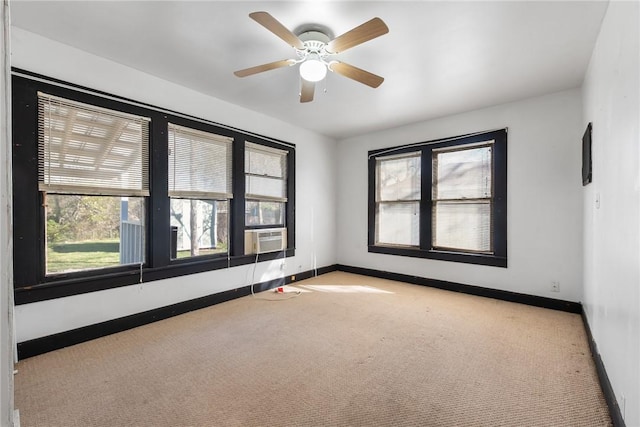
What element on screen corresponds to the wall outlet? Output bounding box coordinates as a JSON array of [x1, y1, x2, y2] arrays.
[[551, 281, 560, 292], [291, 275, 296, 282]]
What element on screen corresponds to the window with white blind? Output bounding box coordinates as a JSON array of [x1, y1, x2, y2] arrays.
[[245, 142, 288, 227], [38, 92, 149, 195], [432, 143, 493, 253], [375, 152, 421, 246], [368, 129, 507, 267], [168, 123, 232, 259], [38, 92, 149, 274]]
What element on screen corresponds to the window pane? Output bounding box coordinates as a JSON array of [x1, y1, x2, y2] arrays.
[[433, 145, 492, 200], [245, 142, 287, 201], [245, 142, 287, 178], [38, 93, 150, 196], [245, 175, 287, 200], [376, 202, 420, 246], [377, 154, 421, 201], [45, 195, 145, 274], [168, 123, 233, 199], [170, 199, 228, 259], [433, 201, 491, 252], [245, 200, 285, 226]]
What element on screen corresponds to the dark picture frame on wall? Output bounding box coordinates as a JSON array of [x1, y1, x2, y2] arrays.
[[582, 122, 593, 186]]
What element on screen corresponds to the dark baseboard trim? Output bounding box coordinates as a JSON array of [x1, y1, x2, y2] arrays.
[[581, 310, 625, 427], [17, 264, 338, 360], [336, 264, 582, 313], [287, 264, 338, 283]]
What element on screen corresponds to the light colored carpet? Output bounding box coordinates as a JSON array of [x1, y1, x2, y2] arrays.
[[15, 272, 611, 426]]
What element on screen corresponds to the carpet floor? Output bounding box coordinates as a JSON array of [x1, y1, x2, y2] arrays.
[[15, 272, 611, 426]]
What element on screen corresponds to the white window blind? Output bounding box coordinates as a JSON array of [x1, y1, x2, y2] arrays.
[[376, 152, 421, 202], [168, 123, 233, 200], [432, 143, 493, 252], [375, 152, 421, 246], [245, 142, 288, 202], [38, 92, 150, 196]]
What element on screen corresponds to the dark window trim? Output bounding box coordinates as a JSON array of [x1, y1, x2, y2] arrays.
[[368, 129, 507, 267], [12, 71, 296, 304]]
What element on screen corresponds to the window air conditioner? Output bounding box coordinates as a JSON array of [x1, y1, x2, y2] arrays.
[[244, 228, 287, 255]]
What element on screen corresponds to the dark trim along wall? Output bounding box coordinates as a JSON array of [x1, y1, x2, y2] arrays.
[[581, 311, 626, 427], [17, 264, 623, 426], [337, 265, 581, 312]]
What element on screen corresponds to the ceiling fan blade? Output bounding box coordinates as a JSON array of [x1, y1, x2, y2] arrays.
[[234, 59, 294, 77], [300, 77, 316, 102], [326, 17, 389, 54], [249, 11, 305, 50], [300, 78, 315, 103], [329, 61, 384, 88]]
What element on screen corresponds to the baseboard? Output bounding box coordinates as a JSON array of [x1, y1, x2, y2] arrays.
[[581, 311, 625, 427], [336, 264, 582, 313], [286, 264, 338, 283], [17, 265, 338, 360]]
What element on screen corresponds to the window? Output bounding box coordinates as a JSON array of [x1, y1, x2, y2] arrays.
[[369, 129, 507, 267], [375, 152, 421, 246], [38, 92, 149, 274], [168, 123, 232, 259], [245, 142, 288, 227], [432, 143, 493, 253], [12, 72, 295, 304]]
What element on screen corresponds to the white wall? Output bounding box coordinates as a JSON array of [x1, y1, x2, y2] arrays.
[[337, 89, 584, 302], [11, 28, 338, 343], [1, 3, 14, 426], [582, 1, 640, 425]]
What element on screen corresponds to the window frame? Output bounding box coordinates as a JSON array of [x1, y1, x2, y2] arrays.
[[12, 70, 296, 304], [368, 129, 507, 267]]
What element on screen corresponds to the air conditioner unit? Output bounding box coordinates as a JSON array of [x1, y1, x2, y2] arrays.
[[245, 228, 287, 255]]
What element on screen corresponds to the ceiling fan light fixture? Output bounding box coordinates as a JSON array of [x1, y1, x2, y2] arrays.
[[299, 57, 327, 82]]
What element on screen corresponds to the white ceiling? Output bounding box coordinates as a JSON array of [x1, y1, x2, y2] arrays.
[[11, 1, 608, 140]]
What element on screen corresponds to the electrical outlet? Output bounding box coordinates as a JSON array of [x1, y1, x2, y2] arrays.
[[291, 275, 296, 281], [551, 281, 560, 292]]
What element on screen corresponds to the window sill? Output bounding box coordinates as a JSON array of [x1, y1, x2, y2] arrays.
[[368, 245, 507, 268], [14, 248, 295, 305]]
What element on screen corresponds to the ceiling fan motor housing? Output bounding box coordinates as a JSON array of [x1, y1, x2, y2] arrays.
[[296, 31, 332, 61]]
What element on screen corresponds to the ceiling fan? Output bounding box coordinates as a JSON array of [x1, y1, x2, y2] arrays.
[[234, 12, 389, 103]]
